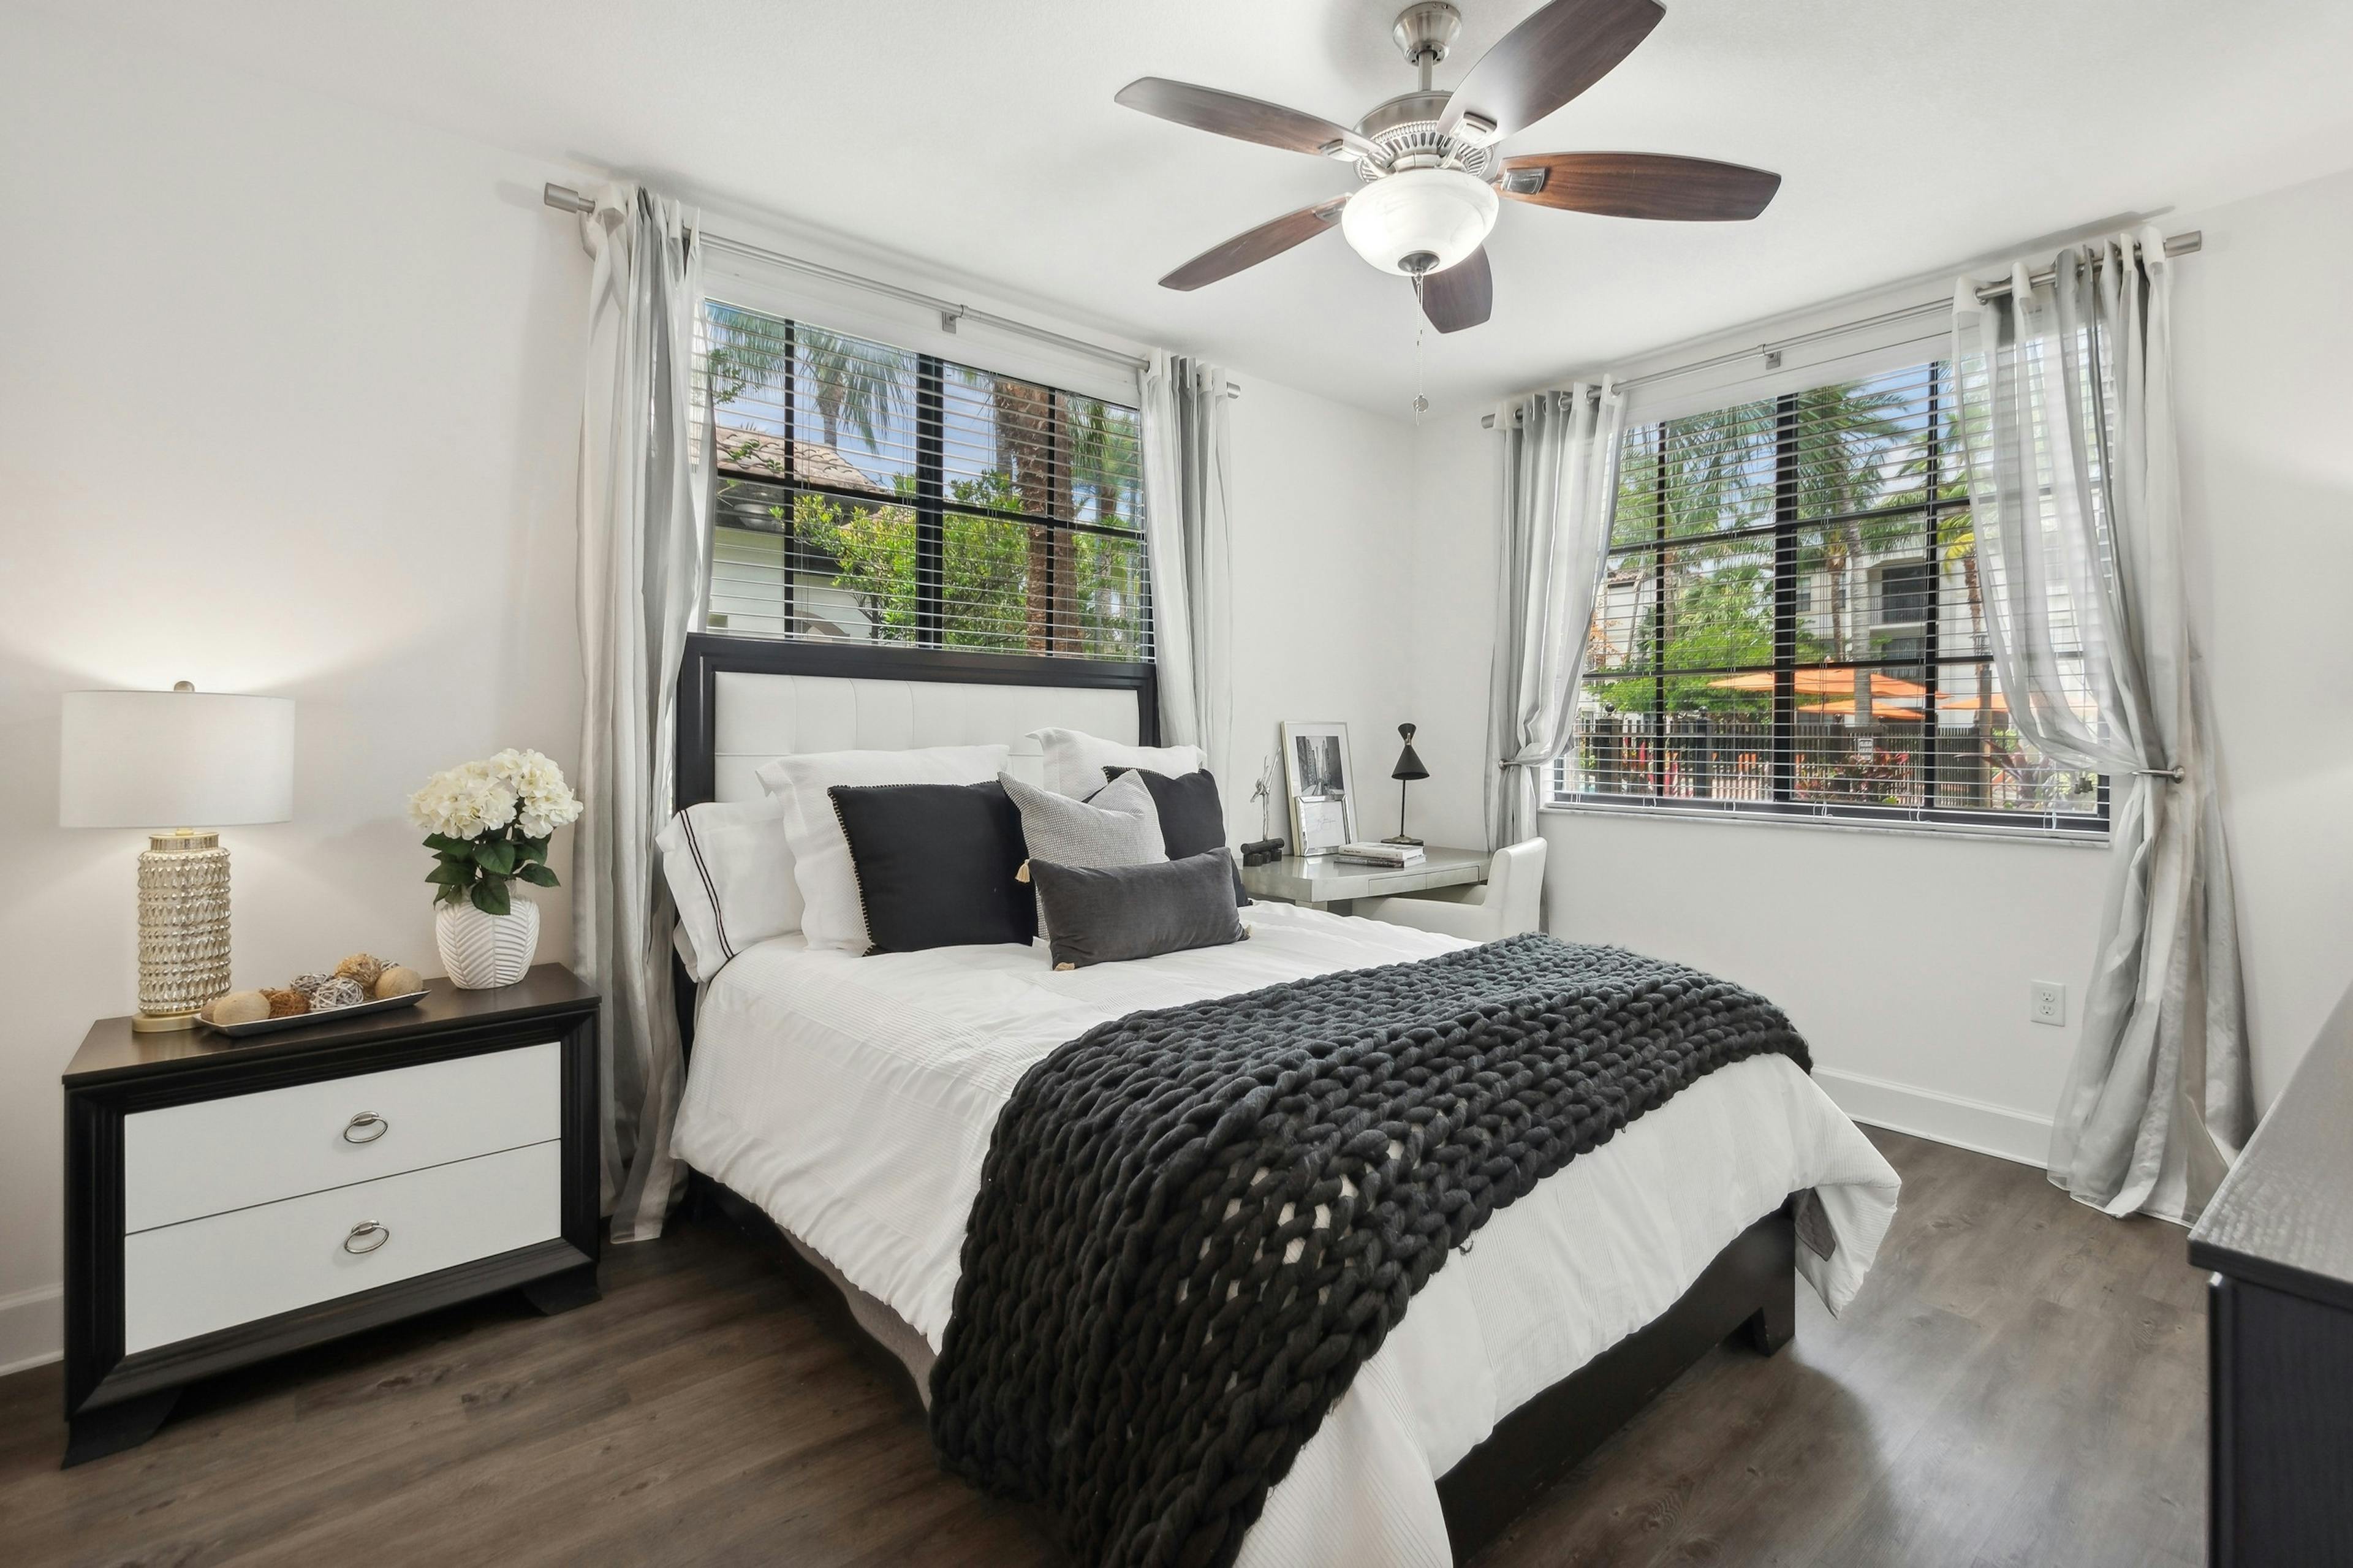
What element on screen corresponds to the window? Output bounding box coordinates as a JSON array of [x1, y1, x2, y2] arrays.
[[695, 301, 1149, 662], [1556, 361, 2104, 835]]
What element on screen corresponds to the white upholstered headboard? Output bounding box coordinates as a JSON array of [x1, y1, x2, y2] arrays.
[[676, 637, 1158, 808]]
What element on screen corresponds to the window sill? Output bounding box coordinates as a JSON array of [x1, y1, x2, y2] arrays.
[[1538, 797, 2111, 849]]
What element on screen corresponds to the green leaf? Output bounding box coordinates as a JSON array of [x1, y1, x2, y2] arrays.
[[516, 862, 560, 888], [517, 836, 550, 865], [426, 862, 469, 887], [474, 840, 518, 876], [434, 884, 466, 907], [469, 878, 512, 916], [423, 833, 476, 857]]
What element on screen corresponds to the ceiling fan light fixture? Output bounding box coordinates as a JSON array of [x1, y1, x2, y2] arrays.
[[1339, 167, 1499, 276]]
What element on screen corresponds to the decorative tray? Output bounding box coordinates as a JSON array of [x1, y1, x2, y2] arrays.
[[207, 990, 429, 1038]]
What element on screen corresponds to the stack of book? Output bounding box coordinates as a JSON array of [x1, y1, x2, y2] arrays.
[[1333, 841, 1426, 867]]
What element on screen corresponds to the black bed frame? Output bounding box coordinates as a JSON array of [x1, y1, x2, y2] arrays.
[[672, 631, 1796, 1562]]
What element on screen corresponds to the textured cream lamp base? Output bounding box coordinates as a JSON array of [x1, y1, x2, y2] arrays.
[[59, 681, 294, 1031], [134, 830, 233, 1031]]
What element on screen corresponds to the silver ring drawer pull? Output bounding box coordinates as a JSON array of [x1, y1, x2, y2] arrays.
[[343, 1112, 389, 1144], [343, 1221, 391, 1255]]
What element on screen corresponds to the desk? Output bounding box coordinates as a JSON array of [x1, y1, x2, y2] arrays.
[[2189, 982, 2353, 1566], [1240, 846, 1488, 912]]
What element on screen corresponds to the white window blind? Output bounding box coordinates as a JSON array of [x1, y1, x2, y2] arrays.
[[695, 300, 1150, 662], [1556, 358, 2105, 835]]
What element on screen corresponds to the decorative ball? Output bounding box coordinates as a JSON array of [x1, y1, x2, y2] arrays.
[[208, 990, 270, 1026], [374, 964, 422, 999], [289, 972, 334, 998], [262, 987, 309, 1018], [309, 976, 368, 1011], [334, 953, 385, 990]]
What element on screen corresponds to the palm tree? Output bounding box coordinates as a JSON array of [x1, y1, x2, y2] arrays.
[[1790, 380, 1915, 721], [945, 366, 1069, 653], [702, 306, 909, 457], [1066, 398, 1140, 527], [797, 327, 910, 455]]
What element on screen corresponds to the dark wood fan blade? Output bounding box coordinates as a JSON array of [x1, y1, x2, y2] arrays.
[[1439, 0, 1665, 140], [1499, 153, 1781, 219], [1116, 78, 1377, 160], [1420, 246, 1493, 333], [1159, 198, 1350, 291]]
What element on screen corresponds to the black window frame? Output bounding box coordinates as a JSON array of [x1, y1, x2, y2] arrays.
[[700, 303, 1152, 664], [1554, 362, 2110, 839]]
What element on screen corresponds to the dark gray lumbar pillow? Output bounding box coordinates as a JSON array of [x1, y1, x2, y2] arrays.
[[1101, 765, 1249, 906], [1028, 849, 1246, 970]]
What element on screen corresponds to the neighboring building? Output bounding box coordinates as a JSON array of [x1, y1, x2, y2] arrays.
[[701, 423, 888, 641]]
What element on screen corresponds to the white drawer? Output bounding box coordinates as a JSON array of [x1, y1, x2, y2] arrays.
[[124, 1042, 559, 1233], [123, 1140, 561, 1354]]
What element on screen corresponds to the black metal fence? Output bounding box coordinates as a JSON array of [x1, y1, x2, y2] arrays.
[[1569, 711, 2092, 815]]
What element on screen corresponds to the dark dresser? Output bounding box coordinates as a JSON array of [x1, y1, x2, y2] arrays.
[[2188, 983, 2353, 1566]]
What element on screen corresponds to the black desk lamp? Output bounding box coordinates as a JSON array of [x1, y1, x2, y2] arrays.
[[1385, 722, 1428, 846]]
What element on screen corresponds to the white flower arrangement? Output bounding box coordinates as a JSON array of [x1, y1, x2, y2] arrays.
[[408, 749, 583, 914]]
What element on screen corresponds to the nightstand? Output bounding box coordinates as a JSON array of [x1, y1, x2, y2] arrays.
[[60, 964, 601, 1467]]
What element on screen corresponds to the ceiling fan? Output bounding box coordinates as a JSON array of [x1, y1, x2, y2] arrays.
[[1117, 0, 1781, 333]]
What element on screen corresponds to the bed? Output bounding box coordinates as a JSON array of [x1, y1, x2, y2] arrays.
[[665, 634, 1901, 1566]]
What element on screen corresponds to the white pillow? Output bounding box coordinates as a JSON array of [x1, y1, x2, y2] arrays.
[[656, 795, 800, 982], [1029, 729, 1207, 799], [756, 744, 1010, 952]]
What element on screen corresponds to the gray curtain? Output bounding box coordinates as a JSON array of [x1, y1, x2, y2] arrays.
[[1486, 381, 1626, 849], [1952, 228, 2251, 1222], [572, 184, 710, 1242], [1139, 351, 1233, 781]]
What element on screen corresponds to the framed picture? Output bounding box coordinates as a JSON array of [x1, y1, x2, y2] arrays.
[[1280, 721, 1357, 856]]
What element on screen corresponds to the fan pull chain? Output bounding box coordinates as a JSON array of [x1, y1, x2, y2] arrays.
[[1412, 317, 1429, 424], [1408, 271, 1429, 424]]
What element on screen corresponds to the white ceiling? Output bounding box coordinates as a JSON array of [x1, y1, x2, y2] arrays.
[[55, 0, 2353, 416]]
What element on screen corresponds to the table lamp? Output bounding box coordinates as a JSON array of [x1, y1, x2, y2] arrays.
[[1384, 722, 1428, 847], [60, 683, 295, 1031]]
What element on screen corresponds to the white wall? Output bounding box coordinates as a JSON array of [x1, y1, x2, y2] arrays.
[[0, 10, 592, 1373], [1226, 382, 1421, 849], [0, 11, 1421, 1374], [1406, 164, 2353, 1162]]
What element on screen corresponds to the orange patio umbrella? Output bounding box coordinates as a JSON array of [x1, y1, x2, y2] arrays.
[[1796, 700, 1928, 719], [1707, 669, 1931, 700]]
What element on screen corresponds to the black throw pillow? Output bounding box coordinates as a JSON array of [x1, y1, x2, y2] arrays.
[[1029, 850, 1246, 970], [828, 781, 1034, 955], [1101, 766, 1249, 906]]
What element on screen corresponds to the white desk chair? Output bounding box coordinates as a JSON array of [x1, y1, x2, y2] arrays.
[[1354, 837, 1547, 942]]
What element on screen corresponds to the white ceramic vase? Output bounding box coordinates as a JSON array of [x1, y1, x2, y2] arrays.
[[434, 893, 540, 989]]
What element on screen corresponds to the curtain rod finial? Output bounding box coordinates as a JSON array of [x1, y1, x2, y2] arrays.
[[544, 182, 596, 216]]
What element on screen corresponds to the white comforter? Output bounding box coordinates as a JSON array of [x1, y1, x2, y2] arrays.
[[672, 904, 1900, 1568]]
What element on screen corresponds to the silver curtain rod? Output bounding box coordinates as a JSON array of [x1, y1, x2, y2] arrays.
[[1485, 227, 2202, 425], [543, 183, 1241, 398]]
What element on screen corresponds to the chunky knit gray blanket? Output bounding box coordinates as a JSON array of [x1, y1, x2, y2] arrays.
[[927, 933, 1811, 1568]]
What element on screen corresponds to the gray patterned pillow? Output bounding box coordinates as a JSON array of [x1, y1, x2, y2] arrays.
[[999, 770, 1167, 935]]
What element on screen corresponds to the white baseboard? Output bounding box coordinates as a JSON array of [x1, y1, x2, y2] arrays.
[[0, 1284, 63, 1378], [1813, 1067, 2053, 1170]]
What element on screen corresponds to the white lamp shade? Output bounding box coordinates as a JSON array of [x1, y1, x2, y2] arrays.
[[59, 689, 295, 828], [1341, 168, 1500, 276]]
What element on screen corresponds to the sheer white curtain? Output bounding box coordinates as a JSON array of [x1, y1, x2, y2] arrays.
[[1139, 351, 1234, 780], [1486, 381, 1626, 849], [1953, 228, 2250, 1222], [572, 183, 710, 1241]]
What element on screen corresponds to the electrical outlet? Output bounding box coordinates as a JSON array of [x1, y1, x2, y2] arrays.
[[2030, 980, 2067, 1028]]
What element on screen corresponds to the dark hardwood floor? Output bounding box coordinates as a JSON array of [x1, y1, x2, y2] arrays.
[[0, 1129, 2205, 1567]]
